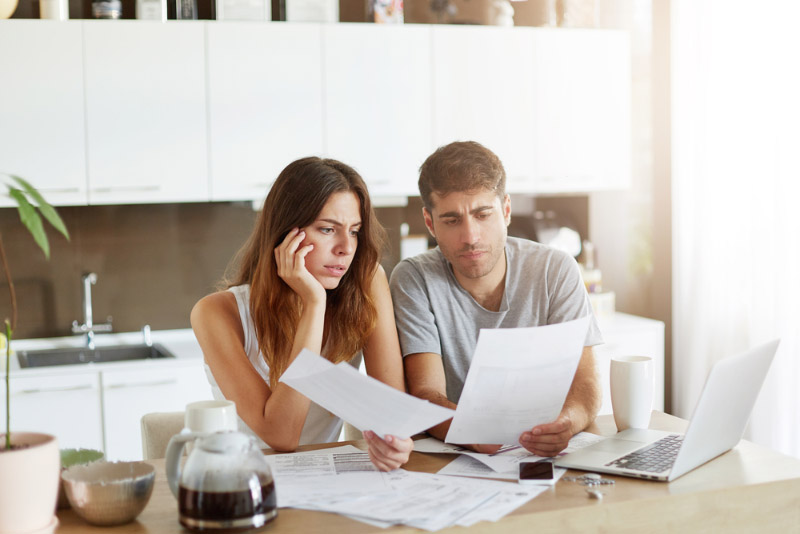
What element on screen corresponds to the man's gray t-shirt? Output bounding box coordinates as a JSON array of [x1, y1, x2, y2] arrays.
[[389, 236, 603, 403]]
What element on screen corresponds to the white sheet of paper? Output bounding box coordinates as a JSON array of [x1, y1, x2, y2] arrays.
[[455, 483, 549, 526], [437, 454, 568, 482], [445, 316, 591, 445], [326, 470, 502, 531], [417, 432, 606, 475], [264, 446, 392, 508], [280, 349, 455, 439]]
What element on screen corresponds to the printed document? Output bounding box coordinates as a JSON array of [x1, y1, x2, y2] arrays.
[[445, 316, 591, 445], [280, 349, 454, 439], [416, 432, 604, 480]]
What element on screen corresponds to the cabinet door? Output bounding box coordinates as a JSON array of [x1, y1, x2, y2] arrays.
[[324, 24, 432, 199], [432, 26, 537, 194], [83, 21, 209, 205], [101, 363, 210, 461], [207, 22, 324, 202], [532, 29, 631, 193], [0, 21, 87, 206], [1, 372, 103, 452], [594, 313, 665, 415]]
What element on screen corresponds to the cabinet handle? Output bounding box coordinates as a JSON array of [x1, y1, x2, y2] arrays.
[[18, 384, 94, 394], [106, 379, 178, 389], [91, 185, 161, 193], [37, 187, 82, 194]]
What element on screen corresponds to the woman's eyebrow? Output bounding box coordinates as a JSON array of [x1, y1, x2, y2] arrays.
[[317, 218, 362, 226]]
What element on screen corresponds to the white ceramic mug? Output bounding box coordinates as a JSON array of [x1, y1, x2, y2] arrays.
[[610, 356, 654, 431], [184, 400, 238, 434]]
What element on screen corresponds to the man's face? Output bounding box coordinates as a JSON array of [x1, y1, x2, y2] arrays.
[[423, 189, 511, 282]]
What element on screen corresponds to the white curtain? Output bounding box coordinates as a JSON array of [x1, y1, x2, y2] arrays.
[[672, 0, 800, 457]]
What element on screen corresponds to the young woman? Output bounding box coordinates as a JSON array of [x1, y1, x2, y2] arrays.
[[191, 157, 412, 471]]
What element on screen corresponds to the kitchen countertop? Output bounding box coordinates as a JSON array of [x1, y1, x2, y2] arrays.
[[1, 328, 203, 378]]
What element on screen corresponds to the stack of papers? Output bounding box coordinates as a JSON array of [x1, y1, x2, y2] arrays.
[[265, 445, 550, 530], [414, 432, 604, 480]]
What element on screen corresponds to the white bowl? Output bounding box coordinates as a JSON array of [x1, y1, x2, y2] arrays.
[[61, 461, 155, 526]]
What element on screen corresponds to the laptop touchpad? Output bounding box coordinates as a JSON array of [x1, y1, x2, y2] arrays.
[[590, 438, 645, 455]]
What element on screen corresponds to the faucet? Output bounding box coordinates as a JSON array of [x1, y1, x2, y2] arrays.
[[72, 272, 113, 349]]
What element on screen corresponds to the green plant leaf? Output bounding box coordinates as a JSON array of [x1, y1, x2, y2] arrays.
[[8, 187, 50, 260], [10, 175, 70, 241]]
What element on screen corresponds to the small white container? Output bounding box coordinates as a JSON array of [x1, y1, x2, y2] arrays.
[[40, 0, 68, 20], [286, 0, 336, 22], [216, 0, 269, 21], [137, 0, 167, 20]]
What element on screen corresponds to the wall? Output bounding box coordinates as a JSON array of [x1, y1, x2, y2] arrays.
[[587, 0, 672, 408], [0, 202, 255, 339]]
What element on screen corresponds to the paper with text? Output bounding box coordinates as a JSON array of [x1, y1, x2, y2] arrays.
[[280, 349, 454, 439], [416, 431, 604, 476], [445, 316, 591, 445]]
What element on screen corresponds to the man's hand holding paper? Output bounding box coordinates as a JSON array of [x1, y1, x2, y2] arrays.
[[444, 316, 591, 449]]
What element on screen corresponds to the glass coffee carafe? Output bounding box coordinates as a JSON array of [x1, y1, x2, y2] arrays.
[[165, 431, 277, 531]]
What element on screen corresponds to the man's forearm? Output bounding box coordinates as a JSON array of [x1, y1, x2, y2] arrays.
[[562, 375, 601, 434], [412, 388, 456, 441]]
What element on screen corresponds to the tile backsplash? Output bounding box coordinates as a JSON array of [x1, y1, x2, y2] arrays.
[[0, 201, 414, 339]]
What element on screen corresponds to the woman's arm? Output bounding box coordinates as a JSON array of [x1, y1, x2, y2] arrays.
[[191, 229, 329, 452], [191, 290, 325, 452], [360, 265, 413, 470]]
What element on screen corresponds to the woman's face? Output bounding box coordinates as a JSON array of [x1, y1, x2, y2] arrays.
[[299, 191, 362, 290]]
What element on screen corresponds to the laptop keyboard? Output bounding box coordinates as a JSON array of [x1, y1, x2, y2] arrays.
[[606, 434, 684, 473]]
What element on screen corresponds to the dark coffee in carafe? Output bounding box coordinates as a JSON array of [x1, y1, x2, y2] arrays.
[[178, 481, 277, 530]]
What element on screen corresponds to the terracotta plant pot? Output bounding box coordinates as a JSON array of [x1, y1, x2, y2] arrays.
[[0, 433, 60, 533]]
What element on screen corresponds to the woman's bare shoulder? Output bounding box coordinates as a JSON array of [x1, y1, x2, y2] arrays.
[[191, 290, 239, 327]]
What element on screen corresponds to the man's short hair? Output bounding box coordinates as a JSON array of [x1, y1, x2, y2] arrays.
[[418, 141, 507, 211]]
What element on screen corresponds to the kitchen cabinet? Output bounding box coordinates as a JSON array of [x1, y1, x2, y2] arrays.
[[0, 21, 88, 207], [207, 22, 324, 202], [1, 327, 212, 461], [1, 371, 103, 452], [0, 20, 630, 205], [102, 363, 210, 461], [323, 24, 432, 199], [594, 312, 665, 415], [83, 21, 209, 205], [532, 29, 631, 193], [431, 26, 538, 194]]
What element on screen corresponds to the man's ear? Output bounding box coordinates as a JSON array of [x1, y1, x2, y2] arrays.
[[423, 207, 436, 239], [503, 194, 512, 226]]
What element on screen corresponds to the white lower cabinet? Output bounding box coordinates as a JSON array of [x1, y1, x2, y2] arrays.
[[101, 363, 210, 461], [594, 312, 665, 416], [2, 371, 104, 452], [1, 360, 210, 461]]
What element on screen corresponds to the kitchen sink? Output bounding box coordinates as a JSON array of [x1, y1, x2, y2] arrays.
[[17, 343, 176, 368]]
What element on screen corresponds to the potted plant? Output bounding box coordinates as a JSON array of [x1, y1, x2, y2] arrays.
[[0, 174, 70, 533]]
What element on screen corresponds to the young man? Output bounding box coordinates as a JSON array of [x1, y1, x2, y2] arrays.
[[389, 141, 603, 456]]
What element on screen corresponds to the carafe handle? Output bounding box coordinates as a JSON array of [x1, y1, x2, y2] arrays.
[[165, 431, 203, 498]]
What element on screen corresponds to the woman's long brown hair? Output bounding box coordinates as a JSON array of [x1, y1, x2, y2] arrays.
[[228, 157, 385, 388]]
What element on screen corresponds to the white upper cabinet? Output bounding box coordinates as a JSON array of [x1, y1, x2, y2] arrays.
[[83, 21, 209, 205], [0, 21, 87, 206], [532, 29, 631, 193], [207, 23, 324, 202], [323, 24, 432, 199], [432, 26, 537, 194], [0, 21, 630, 206]]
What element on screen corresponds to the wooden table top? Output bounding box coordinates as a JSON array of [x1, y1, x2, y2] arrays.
[[55, 412, 800, 533]]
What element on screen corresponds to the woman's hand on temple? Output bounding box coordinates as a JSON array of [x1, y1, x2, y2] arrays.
[[363, 431, 413, 472], [274, 228, 326, 305]]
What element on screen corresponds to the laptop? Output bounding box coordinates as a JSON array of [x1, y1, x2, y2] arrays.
[[555, 339, 779, 482]]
